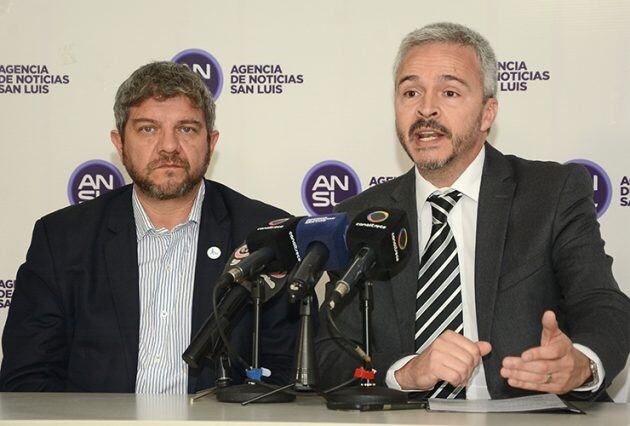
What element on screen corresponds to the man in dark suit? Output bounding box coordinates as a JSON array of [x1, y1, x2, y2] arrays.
[[0, 62, 299, 393], [316, 22, 629, 400]]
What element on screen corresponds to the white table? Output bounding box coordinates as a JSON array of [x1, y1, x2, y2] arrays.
[[0, 393, 627, 425]]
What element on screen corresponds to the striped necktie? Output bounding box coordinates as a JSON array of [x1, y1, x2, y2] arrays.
[[415, 190, 465, 399]]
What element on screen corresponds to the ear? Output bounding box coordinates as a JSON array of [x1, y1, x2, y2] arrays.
[[110, 130, 124, 158], [208, 130, 220, 155], [480, 97, 498, 133]]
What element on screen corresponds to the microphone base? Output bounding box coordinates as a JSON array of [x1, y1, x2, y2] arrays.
[[325, 385, 408, 410], [216, 382, 296, 403]]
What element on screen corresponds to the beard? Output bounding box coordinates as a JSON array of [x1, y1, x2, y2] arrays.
[[396, 114, 482, 171], [122, 149, 210, 200]]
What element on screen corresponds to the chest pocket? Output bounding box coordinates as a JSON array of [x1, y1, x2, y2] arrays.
[[498, 253, 547, 292]]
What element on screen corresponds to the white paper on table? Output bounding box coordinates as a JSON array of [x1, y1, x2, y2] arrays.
[[428, 393, 583, 413]]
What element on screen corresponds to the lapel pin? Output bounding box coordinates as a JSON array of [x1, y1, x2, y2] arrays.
[[207, 246, 221, 260]]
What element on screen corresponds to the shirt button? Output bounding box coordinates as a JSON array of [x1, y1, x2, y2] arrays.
[[166, 265, 171, 271], [154, 355, 161, 363], [161, 310, 168, 318]]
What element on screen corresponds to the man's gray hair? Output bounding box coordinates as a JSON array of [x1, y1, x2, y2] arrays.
[[394, 22, 497, 99], [113, 61, 216, 135]]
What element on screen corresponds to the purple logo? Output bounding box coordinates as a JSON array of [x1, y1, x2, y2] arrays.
[[566, 159, 612, 218], [301, 160, 361, 215], [68, 160, 125, 205], [172, 49, 223, 100]]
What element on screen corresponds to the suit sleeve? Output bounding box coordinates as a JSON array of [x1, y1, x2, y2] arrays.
[[0, 220, 68, 391], [552, 165, 630, 397]]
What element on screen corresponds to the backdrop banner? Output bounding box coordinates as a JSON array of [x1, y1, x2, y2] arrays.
[[1, 0, 628, 401]]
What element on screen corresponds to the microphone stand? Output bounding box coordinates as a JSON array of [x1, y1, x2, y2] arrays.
[[216, 276, 295, 403], [241, 283, 320, 405], [191, 351, 232, 401], [324, 280, 408, 410]]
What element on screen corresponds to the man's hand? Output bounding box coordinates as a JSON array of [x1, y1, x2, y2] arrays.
[[501, 310, 592, 394], [394, 330, 492, 390]]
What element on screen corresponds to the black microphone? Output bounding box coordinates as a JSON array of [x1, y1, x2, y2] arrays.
[[288, 213, 350, 301], [327, 208, 410, 310], [217, 216, 304, 286], [183, 242, 289, 369]]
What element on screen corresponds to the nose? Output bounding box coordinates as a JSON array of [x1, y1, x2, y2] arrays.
[[156, 129, 180, 153], [416, 92, 439, 118]]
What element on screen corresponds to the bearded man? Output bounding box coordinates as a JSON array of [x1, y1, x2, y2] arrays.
[[316, 22, 629, 401], [1, 62, 300, 393]]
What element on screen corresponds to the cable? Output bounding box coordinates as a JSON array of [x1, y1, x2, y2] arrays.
[[212, 280, 251, 373], [326, 304, 372, 365]]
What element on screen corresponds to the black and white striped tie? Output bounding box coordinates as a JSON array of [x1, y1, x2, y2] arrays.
[[415, 190, 465, 399]]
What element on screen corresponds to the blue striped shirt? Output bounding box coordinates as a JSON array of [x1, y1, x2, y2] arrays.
[[132, 184, 204, 394]]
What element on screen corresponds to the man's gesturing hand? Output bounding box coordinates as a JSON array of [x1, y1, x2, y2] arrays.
[[395, 330, 492, 390], [501, 311, 592, 394]]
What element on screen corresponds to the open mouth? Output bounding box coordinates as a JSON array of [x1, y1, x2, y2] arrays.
[[413, 129, 446, 142]]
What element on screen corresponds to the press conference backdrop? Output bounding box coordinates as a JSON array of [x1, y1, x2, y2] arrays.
[[1, 0, 628, 401]]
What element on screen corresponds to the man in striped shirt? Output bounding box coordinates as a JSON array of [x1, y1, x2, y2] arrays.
[[1, 62, 300, 393]]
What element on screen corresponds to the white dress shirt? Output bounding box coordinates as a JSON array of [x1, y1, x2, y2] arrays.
[[133, 184, 204, 394], [385, 146, 604, 398]]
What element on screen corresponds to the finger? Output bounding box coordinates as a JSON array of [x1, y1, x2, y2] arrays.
[[540, 310, 561, 346], [431, 348, 475, 379], [440, 331, 485, 363], [502, 358, 551, 375], [501, 367, 548, 384], [433, 359, 470, 387], [506, 378, 564, 394], [522, 342, 567, 362], [433, 338, 476, 367], [476, 341, 492, 357]]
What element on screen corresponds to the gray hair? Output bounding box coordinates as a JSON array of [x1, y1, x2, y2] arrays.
[[113, 61, 216, 135], [394, 22, 497, 99]]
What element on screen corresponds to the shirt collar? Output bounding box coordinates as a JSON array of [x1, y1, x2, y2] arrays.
[[415, 145, 485, 204], [132, 182, 205, 239]]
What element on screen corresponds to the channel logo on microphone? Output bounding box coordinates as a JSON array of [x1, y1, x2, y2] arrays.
[[565, 159, 612, 218], [367, 211, 389, 223], [172, 49, 224, 100], [301, 160, 362, 215], [67, 160, 125, 205], [397, 228, 408, 250]]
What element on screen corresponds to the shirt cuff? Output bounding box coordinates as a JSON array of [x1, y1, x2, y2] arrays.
[[572, 344, 605, 392], [385, 355, 431, 392]]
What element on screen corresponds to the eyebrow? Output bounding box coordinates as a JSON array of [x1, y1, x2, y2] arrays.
[[177, 119, 203, 127], [397, 74, 470, 89], [130, 118, 203, 126]]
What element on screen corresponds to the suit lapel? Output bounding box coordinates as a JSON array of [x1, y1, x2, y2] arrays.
[[103, 187, 140, 391], [389, 168, 420, 354], [474, 144, 515, 342], [188, 180, 232, 392]]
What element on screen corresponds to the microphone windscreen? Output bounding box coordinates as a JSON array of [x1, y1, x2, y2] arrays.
[[346, 208, 410, 280], [223, 242, 289, 304], [245, 216, 304, 272], [296, 213, 350, 271]]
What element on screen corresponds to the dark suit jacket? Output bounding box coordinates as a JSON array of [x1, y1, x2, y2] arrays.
[[0, 179, 300, 393], [316, 144, 629, 400]]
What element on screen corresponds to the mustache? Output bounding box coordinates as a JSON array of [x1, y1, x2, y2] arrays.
[[408, 118, 452, 139], [148, 152, 189, 170]]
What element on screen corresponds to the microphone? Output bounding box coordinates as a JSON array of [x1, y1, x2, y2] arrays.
[[287, 213, 350, 300], [327, 208, 410, 310], [218, 216, 304, 286], [183, 242, 289, 369]]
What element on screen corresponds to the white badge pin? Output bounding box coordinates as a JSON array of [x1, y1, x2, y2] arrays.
[[207, 246, 222, 260]]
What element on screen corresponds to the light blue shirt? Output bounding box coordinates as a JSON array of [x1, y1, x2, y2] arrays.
[[133, 184, 204, 394]]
